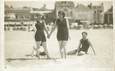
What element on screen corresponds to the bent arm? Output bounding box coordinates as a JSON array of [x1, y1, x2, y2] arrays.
[[66, 18, 70, 30], [43, 21, 49, 35], [76, 41, 81, 54], [33, 23, 37, 32], [78, 41, 81, 49], [49, 21, 57, 36], [66, 18, 70, 38], [89, 40, 96, 55]]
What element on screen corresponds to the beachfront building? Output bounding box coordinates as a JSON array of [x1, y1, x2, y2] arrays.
[[5, 4, 53, 21], [55, 1, 104, 25], [73, 3, 104, 25], [5, 6, 31, 21], [90, 3, 104, 24], [4, 4, 53, 31], [72, 4, 94, 24], [55, 1, 75, 18], [104, 6, 113, 25], [30, 4, 53, 20]]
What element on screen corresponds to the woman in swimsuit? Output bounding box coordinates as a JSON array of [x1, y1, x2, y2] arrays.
[[48, 11, 70, 59], [35, 16, 50, 59]]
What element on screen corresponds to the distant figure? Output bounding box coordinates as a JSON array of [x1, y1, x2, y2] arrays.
[[34, 15, 50, 59], [67, 32, 96, 55], [48, 11, 70, 59]]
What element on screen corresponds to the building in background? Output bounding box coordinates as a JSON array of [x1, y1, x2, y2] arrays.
[[4, 4, 53, 31], [30, 4, 53, 20], [104, 6, 113, 25], [5, 1, 113, 30], [5, 4, 53, 21], [90, 3, 104, 24], [5, 5, 31, 21], [73, 4, 94, 24], [55, 1, 104, 25], [55, 1, 75, 18]]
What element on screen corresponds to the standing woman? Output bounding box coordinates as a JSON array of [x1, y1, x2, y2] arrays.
[[35, 15, 50, 59], [48, 11, 70, 59]]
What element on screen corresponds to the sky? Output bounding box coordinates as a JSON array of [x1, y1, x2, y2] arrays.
[[5, 0, 113, 12]]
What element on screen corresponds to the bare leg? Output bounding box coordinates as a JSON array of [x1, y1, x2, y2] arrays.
[[77, 48, 81, 55], [58, 41, 63, 58], [62, 41, 67, 59], [36, 41, 41, 58], [67, 49, 77, 55], [42, 42, 50, 59], [85, 50, 88, 54]]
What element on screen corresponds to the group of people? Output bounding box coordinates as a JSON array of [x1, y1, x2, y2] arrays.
[[34, 11, 95, 59]]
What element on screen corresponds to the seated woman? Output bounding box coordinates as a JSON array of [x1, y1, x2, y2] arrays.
[[67, 32, 96, 55]]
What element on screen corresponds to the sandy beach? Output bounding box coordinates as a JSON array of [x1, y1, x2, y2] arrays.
[[5, 29, 114, 71]]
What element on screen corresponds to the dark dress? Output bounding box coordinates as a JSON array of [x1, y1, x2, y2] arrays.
[[79, 39, 90, 52], [56, 18, 69, 41], [35, 21, 46, 42]]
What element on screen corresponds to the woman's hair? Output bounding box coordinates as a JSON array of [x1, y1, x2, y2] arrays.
[[41, 15, 46, 20], [58, 11, 65, 18], [36, 15, 45, 23], [36, 20, 40, 23], [82, 32, 88, 35]]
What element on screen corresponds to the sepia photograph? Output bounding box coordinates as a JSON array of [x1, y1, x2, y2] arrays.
[[4, 0, 114, 71]]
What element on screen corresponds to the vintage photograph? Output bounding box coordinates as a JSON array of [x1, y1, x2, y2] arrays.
[[4, 0, 113, 71]]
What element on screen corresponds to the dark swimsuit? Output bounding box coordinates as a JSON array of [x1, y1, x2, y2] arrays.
[[79, 39, 90, 52], [56, 18, 69, 41], [35, 21, 46, 42]]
